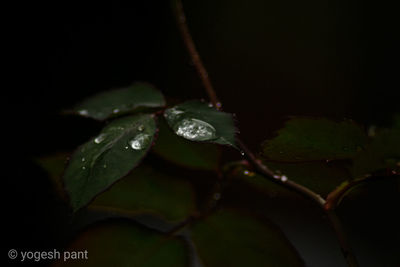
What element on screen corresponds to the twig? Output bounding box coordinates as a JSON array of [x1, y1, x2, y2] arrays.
[[172, 1, 359, 266], [173, 0, 221, 109]]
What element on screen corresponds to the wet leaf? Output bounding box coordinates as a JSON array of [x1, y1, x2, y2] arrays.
[[90, 164, 196, 222], [164, 100, 237, 148], [190, 209, 304, 267], [63, 114, 157, 211], [153, 118, 221, 170], [352, 128, 400, 178], [72, 83, 165, 120], [53, 220, 189, 267], [262, 117, 368, 162]]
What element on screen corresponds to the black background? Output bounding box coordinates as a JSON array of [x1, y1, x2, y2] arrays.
[[5, 0, 399, 266]]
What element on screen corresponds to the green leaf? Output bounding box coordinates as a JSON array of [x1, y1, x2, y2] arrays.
[[53, 220, 189, 267], [164, 100, 237, 148], [262, 117, 367, 162], [190, 209, 304, 267], [352, 128, 400, 178], [223, 162, 298, 199], [72, 83, 165, 120], [35, 152, 69, 198], [152, 117, 221, 170], [63, 114, 157, 211], [265, 161, 350, 197], [90, 164, 196, 222]]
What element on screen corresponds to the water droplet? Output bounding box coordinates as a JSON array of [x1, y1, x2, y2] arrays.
[[213, 193, 221, 200], [124, 146, 129, 150], [78, 110, 89, 116], [208, 103, 213, 107], [94, 133, 107, 144], [81, 157, 86, 162], [128, 133, 151, 150], [273, 175, 280, 179], [137, 125, 145, 131], [103, 164, 107, 168], [240, 151, 245, 156], [281, 175, 288, 182], [164, 107, 185, 121], [113, 108, 120, 114], [174, 118, 216, 141], [82, 166, 86, 170]]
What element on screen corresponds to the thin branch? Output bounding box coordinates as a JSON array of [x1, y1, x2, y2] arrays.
[[173, 0, 221, 109], [172, 1, 359, 266], [237, 139, 326, 208]]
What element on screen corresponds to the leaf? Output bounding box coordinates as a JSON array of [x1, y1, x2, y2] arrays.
[[63, 114, 157, 211], [265, 161, 351, 197], [262, 117, 368, 162], [164, 100, 237, 148], [190, 209, 304, 267], [72, 82, 165, 120], [223, 162, 297, 199], [152, 117, 221, 170], [90, 164, 196, 222], [352, 128, 400, 178], [53, 220, 189, 267], [35, 152, 69, 197]]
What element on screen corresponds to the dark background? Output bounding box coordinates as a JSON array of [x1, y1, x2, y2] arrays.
[[5, 0, 399, 266]]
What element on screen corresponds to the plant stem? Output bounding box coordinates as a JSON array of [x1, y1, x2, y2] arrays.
[[173, 0, 221, 109], [172, 1, 359, 266]]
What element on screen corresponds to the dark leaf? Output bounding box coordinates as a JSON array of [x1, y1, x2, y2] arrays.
[[72, 83, 165, 120], [352, 128, 400, 178], [53, 220, 189, 267], [190, 209, 304, 267], [262, 117, 367, 162], [164, 100, 237, 148], [152, 118, 221, 170], [63, 114, 157, 211], [90, 164, 197, 222], [265, 161, 351, 197]]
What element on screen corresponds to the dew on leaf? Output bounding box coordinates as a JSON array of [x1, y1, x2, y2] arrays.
[[174, 118, 217, 141], [94, 133, 107, 144], [128, 133, 151, 150], [78, 110, 89, 116], [164, 107, 185, 121], [113, 108, 120, 114], [137, 125, 145, 131], [81, 157, 85, 162], [281, 175, 288, 182]]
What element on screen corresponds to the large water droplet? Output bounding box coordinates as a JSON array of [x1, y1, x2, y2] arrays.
[[78, 110, 89, 116], [94, 133, 107, 144], [128, 133, 151, 150], [281, 175, 288, 182], [174, 118, 216, 141], [137, 125, 144, 131], [113, 108, 120, 114], [81, 157, 86, 162]]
